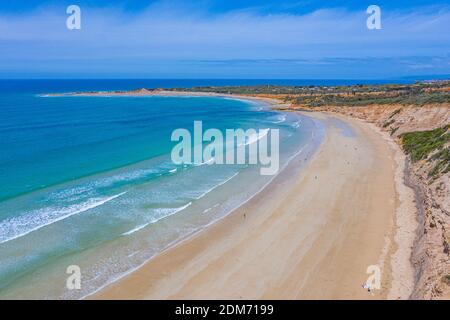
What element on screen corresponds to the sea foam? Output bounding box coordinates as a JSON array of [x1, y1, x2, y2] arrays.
[[0, 192, 126, 244]]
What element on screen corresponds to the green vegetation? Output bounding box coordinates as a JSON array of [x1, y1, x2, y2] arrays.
[[400, 125, 450, 178], [170, 81, 450, 107], [291, 91, 450, 107], [401, 125, 449, 161]]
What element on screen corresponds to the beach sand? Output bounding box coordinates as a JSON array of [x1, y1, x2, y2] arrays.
[[92, 110, 415, 300]]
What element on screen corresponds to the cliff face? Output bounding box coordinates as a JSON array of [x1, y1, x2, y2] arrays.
[[293, 103, 450, 299]]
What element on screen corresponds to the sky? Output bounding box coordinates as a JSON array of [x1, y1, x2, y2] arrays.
[[0, 0, 449, 79]]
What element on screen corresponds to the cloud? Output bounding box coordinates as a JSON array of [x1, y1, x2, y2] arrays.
[[0, 2, 449, 77]]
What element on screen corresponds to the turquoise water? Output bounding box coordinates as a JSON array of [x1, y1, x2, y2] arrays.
[[0, 80, 323, 299]]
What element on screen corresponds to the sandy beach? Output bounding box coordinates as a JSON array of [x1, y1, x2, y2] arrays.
[[4, 0, 450, 302], [92, 109, 415, 300]]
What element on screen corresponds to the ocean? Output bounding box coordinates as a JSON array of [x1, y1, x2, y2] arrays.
[[0, 79, 377, 298]]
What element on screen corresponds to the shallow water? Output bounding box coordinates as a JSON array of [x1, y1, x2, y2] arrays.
[[0, 80, 322, 299]]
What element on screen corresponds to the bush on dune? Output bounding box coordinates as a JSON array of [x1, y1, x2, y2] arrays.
[[400, 125, 450, 179]]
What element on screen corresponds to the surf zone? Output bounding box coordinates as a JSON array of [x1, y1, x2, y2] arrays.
[[171, 121, 280, 175]]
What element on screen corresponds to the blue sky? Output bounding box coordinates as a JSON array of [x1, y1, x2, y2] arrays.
[[1, 0, 449, 79]]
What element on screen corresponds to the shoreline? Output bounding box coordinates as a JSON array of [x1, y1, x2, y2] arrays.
[[0, 91, 317, 300], [81, 94, 323, 299], [90, 96, 413, 299], [82, 116, 323, 300], [41, 88, 292, 109], [47, 88, 417, 299]]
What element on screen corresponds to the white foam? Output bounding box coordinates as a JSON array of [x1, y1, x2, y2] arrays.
[[194, 157, 215, 166], [121, 202, 192, 236], [273, 115, 287, 123], [47, 167, 160, 203], [292, 119, 302, 128], [121, 223, 149, 236], [0, 192, 126, 244], [238, 128, 270, 147], [149, 202, 192, 223], [194, 172, 240, 201], [202, 203, 220, 214]]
